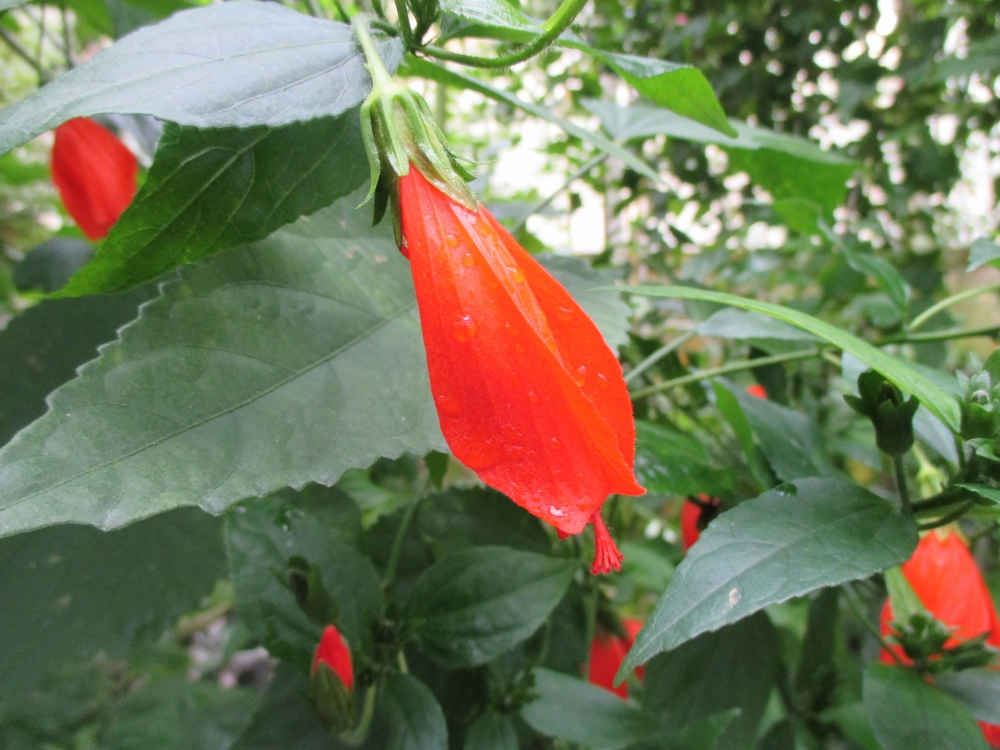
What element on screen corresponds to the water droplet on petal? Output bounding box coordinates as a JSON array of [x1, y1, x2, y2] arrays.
[[510, 267, 526, 283], [453, 315, 478, 342], [556, 305, 574, 321], [597, 372, 609, 387], [550, 506, 566, 517], [445, 234, 459, 248], [505, 322, 519, 336], [462, 252, 474, 266], [550, 437, 561, 449], [573, 365, 587, 387], [528, 391, 539, 403]]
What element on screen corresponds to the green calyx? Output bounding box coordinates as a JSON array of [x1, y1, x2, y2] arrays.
[[352, 15, 477, 231], [844, 369, 920, 457]]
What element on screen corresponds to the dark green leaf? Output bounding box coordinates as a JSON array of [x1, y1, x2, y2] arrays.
[[622, 478, 918, 674], [0, 284, 157, 447], [0, 191, 446, 537], [463, 711, 518, 750], [622, 285, 962, 430], [935, 669, 1000, 724], [383, 673, 449, 750], [819, 703, 881, 750], [841, 245, 909, 312], [59, 112, 371, 296], [102, 677, 259, 750], [958, 484, 1000, 505], [696, 309, 818, 342], [641, 614, 779, 750], [537, 254, 631, 351], [407, 546, 577, 667], [661, 710, 741, 750], [0, 508, 226, 702], [225, 486, 383, 665], [633, 420, 733, 496], [520, 667, 661, 750], [967, 237, 1000, 272], [403, 57, 660, 183], [13, 238, 94, 293], [0, 3, 403, 155], [863, 663, 989, 750]]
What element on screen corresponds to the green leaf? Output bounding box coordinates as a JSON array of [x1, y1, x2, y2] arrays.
[[225, 486, 383, 667], [464, 712, 518, 750], [659, 710, 742, 750], [641, 614, 779, 749], [696, 308, 818, 342], [407, 546, 577, 667], [537, 254, 631, 352], [382, 673, 449, 750], [621, 285, 962, 430], [633, 420, 733, 496], [819, 703, 881, 750], [0, 508, 226, 703], [13, 238, 94, 293], [0, 3, 403, 155], [957, 483, 1000, 505], [520, 667, 661, 750], [935, 669, 1000, 724], [102, 677, 259, 750], [583, 100, 856, 227], [863, 663, 990, 750], [621, 478, 918, 675], [0, 191, 447, 537], [58, 112, 372, 297], [0, 284, 157, 447], [967, 237, 1000, 272], [0, 150, 48, 185], [841, 244, 909, 312], [403, 57, 660, 183]]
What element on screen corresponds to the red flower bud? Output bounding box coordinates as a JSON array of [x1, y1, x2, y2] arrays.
[[879, 529, 1000, 746], [681, 494, 721, 551], [746, 384, 767, 399], [397, 166, 644, 574], [588, 618, 644, 698], [313, 625, 354, 690], [51, 117, 137, 241]]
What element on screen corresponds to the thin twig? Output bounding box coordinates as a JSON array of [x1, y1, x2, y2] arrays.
[[843, 584, 906, 666], [512, 153, 609, 236], [881, 323, 1000, 345], [908, 282, 1000, 332], [893, 455, 912, 516], [917, 500, 977, 531], [0, 26, 48, 82], [383, 479, 431, 592], [625, 330, 697, 384]]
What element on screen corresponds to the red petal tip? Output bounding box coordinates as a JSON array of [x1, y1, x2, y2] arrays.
[[590, 511, 623, 575]]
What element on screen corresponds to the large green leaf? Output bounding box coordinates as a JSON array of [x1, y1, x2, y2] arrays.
[[0, 2, 402, 156], [407, 546, 577, 667], [437, 0, 733, 136], [633, 420, 733, 497], [641, 614, 779, 750], [382, 674, 449, 750], [935, 669, 1000, 724], [0, 191, 444, 537], [463, 712, 518, 750], [520, 668, 661, 750], [225, 486, 383, 667], [863, 663, 989, 750], [59, 113, 371, 297], [620, 478, 917, 676], [0, 508, 226, 704], [403, 57, 660, 183], [622, 285, 962, 430]]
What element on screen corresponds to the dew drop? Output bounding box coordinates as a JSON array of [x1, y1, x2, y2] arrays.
[[505, 322, 519, 336], [549, 506, 566, 517], [462, 253, 475, 266], [511, 267, 526, 283], [436, 394, 462, 416], [572, 365, 587, 387], [549, 437, 561, 449], [597, 372, 609, 387], [556, 305, 574, 321], [528, 391, 539, 403], [445, 234, 459, 248], [453, 315, 478, 342]]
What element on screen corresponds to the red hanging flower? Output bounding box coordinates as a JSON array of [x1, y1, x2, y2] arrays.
[[51, 117, 138, 241], [587, 618, 644, 698], [746, 384, 768, 399], [680, 494, 721, 551], [312, 625, 354, 690], [879, 529, 1000, 746]]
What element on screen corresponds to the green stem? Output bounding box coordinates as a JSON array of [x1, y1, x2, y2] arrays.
[[581, 579, 599, 682], [893, 455, 912, 516], [419, 0, 588, 69], [881, 323, 1000, 345], [383, 480, 430, 592], [331, 0, 350, 21], [908, 283, 1000, 332], [844, 584, 906, 666], [369, 0, 386, 20], [917, 500, 977, 531], [512, 152, 609, 235], [305, 0, 325, 18], [341, 685, 378, 746], [0, 26, 48, 82], [625, 330, 697, 385], [630, 348, 819, 400], [393, 0, 413, 51], [911, 488, 964, 512], [352, 14, 396, 90]]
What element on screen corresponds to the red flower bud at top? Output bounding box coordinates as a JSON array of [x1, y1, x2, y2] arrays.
[[398, 167, 644, 574], [588, 618, 644, 698], [681, 494, 721, 551], [746, 384, 768, 399], [879, 529, 1000, 746], [313, 625, 354, 690], [50, 118, 138, 241]]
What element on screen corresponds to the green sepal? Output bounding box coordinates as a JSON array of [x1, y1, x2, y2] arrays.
[[313, 662, 354, 732], [372, 179, 390, 228], [844, 369, 920, 457]]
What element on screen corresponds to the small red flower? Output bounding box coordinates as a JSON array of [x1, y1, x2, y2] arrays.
[[746, 384, 768, 399], [588, 618, 644, 698], [312, 625, 354, 690], [397, 167, 644, 574], [680, 494, 721, 551], [879, 529, 1000, 745], [51, 117, 137, 241]]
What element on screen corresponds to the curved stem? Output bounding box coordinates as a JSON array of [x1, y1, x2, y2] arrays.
[[893, 455, 912, 516], [512, 152, 608, 235], [341, 685, 378, 746], [917, 499, 977, 531], [625, 330, 697, 385], [908, 283, 1000, 332], [419, 0, 588, 69], [383, 479, 430, 592], [352, 14, 396, 90], [844, 584, 906, 666], [392, 0, 413, 51], [630, 348, 819, 400], [881, 323, 1000, 345]]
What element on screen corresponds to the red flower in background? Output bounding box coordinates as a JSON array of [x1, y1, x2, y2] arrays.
[[588, 618, 644, 698], [879, 529, 1000, 746], [746, 384, 768, 399], [51, 117, 137, 241], [398, 167, 644, 574], [681, 494, 721, 551], [312, 625, 354, 690]]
